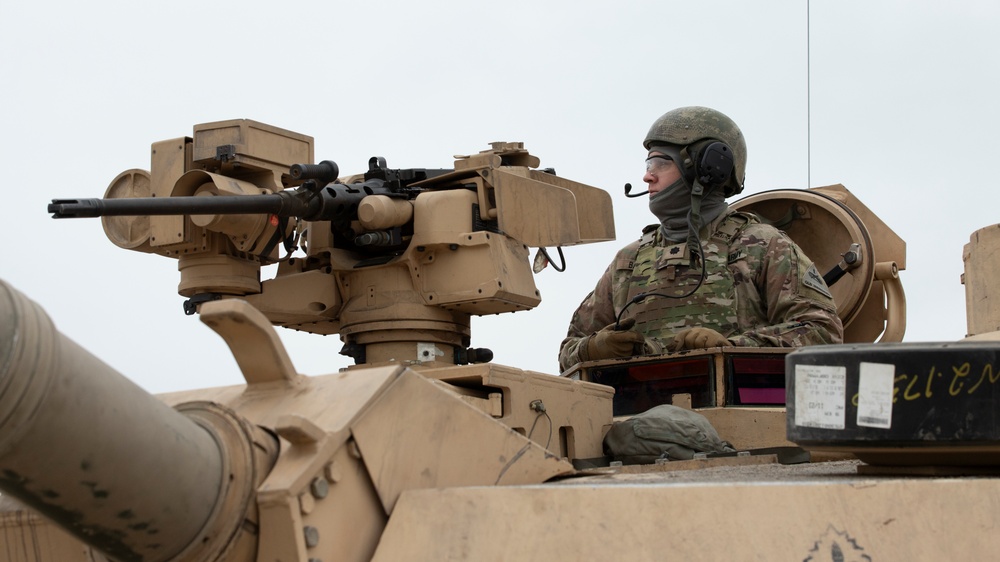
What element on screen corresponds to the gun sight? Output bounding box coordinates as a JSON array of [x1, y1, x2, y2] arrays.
[[289, 160, 339, 183]]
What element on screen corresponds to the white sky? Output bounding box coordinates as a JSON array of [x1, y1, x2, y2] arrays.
[[2, 0, 998, 394]]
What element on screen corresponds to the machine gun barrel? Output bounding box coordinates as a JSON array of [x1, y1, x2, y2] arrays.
[[48, 171, 423, 227], [49, 191, 318, 219]]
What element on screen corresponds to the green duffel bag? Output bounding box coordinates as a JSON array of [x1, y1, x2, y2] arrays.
[[604, 404, 735, 464]]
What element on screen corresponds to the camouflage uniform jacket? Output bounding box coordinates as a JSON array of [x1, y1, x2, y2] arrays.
[[558, 209, 844, 372]]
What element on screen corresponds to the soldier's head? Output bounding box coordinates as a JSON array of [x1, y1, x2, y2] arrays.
[[643, 106, 746, 198]]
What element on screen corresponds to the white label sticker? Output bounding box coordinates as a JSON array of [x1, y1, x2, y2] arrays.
[[857, 362, 895, 429], [794, 365, 847, 429]]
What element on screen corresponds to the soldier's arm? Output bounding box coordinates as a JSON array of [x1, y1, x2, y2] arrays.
[[729, 233, 844, 347], [558, 240, 646, 372], [558, 271, 618, 372]]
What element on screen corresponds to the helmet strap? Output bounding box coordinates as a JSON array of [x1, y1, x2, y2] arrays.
[[678, 146, 697, 184], [686, 179, 705, 268], [647, 142, 727, 258]]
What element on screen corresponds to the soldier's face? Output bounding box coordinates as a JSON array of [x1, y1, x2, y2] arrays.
[[643, 153, 682, 196]]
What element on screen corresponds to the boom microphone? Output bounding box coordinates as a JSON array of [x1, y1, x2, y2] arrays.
[[624, 183, 648, 198]]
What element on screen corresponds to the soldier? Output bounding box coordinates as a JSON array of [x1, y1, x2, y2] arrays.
[[558, 106, 843, 372]]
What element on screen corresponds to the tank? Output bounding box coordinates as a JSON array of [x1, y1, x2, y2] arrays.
[[3, 119, 1000, 561]]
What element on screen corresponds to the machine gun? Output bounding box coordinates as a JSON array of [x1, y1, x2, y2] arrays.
[[47, 119, 615, 366], [51, 160, 452, 257]]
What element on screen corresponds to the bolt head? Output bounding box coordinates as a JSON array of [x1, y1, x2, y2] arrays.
[[304, 525, 320, 548], [310, 477, 330, 499]]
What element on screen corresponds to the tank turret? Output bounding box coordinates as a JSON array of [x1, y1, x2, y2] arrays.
[[7, 119, 1000, 561]]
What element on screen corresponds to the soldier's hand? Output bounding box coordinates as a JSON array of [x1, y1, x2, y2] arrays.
[[581, 318, 646, 361], [668, 327, 732, 352]]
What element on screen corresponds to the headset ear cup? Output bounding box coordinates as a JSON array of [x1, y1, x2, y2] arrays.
[[695, 141, 734, 189]]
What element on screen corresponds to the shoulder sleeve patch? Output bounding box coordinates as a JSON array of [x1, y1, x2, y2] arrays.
[[803, 264, 833, 299]]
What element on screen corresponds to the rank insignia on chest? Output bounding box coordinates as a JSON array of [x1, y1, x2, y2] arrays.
[[656, 243, 690, 270]]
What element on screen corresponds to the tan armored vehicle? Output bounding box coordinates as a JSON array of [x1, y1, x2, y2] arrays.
[[2, 120, 999, 561]]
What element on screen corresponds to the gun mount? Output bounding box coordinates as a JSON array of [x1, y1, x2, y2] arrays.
[[47, 119, 615, 367]]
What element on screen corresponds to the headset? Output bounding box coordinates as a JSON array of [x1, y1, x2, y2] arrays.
[[624, 140, 734, 198], [693, 141, 734, 189]]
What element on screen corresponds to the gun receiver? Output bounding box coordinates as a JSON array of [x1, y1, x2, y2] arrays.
[[47, 119, 615, 369]]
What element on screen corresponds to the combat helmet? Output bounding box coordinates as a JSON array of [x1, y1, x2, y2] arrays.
[[644, 106, 746, 197]]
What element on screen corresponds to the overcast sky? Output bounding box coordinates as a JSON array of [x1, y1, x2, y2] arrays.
[[2, 0, 998, 394]]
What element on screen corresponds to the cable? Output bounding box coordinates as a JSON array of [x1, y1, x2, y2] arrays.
[[613, 244, 708, 330], [277, 218, 303, 262], [527, 400, 553, 450], [538, 246, 566, 272]]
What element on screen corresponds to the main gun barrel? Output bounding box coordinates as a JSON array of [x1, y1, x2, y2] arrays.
[[0, 279, 278, 562]]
